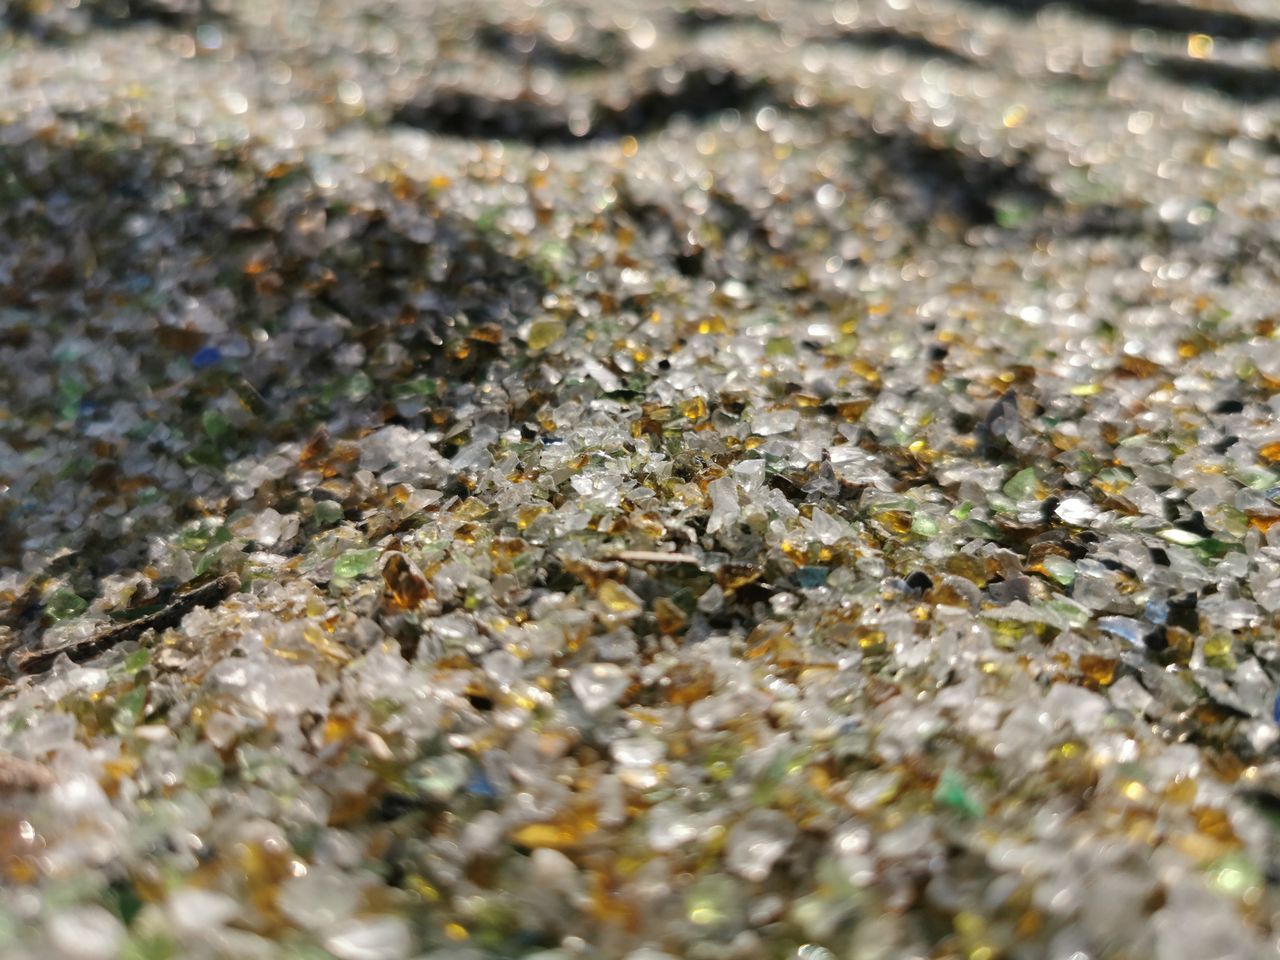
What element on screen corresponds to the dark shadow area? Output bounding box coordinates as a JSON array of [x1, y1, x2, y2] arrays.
[[475, 22, 625, 72], [393, 89, 584, 144], [4, 0, 226, 42], [674, 7, 764, 30], [615, 185, 775, 284], [86, 0, 212, 27], [830, 27, 976, 66], [1146, 55, 1280, 104], [0, 119, 542, 580], [392, 65, 781, 145], [596, 67, 779, 138], [964, 0, 1280, 40], [852, 123, 1053, 232], [1041, 201, 1159, 241]]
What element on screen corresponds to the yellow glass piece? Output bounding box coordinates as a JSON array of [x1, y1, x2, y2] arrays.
[[1188, 34, 1213, 59], [527, 318, 566, 352], [598, 580, 642, 616]]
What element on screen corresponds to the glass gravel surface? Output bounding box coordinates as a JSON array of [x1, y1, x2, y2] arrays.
[[3, 0, 1280, 958]]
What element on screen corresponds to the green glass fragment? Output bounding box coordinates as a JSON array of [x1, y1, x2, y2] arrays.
[[121, 934, 177, 960], [1002, 467, 1040, 500], [113, 687, 148, 734], [183, 761, 222, 791], [46, 589, 88, 621], [766, 336, 796, 357], [408, 754, 470, 800], [201, 409, 230, 442], [1207, 853, 1261, 898], [333, 548, 379, 579], [934, 769, 983, 818], [685, 875, 737, 927], [1041, 555, 1076, 586], [911, 513, 939, 537], [345, 371, 373, 401], [313, 501, 344, 526]]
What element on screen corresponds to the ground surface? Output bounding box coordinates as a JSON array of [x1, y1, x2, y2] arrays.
[[3, 0, 1280, 957]]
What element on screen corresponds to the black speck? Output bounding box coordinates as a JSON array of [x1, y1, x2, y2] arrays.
[[905, 570, 933, 593]]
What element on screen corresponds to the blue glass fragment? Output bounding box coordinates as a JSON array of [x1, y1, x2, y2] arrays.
[[191, 346, 223, 370], [465, 769, 497, 799], [796, 566, 830, 589], [1144, 598, 1169, 625], [1097, 616, 1146, 648]]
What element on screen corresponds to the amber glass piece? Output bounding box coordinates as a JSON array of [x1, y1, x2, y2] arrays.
[[382, 553, 432, 612]]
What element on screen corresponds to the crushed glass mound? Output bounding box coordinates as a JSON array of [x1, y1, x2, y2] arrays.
[[4, 0, 1280, 957]]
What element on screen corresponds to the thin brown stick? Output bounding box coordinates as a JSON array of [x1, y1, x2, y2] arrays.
[[14, 573, 241, 676], [0, 752, 55, 791]]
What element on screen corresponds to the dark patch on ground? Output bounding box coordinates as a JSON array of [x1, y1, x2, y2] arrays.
[[615, 185, 776, 283], [393, 65, 781, 145], [830, 27, 976, 66], [4, 0, 225, 42], [965, 0, 1280, 41], [1145, 55, 1280, 105], [0, 120, 541, 577], [850, 122, 1053, 233], [393, 89, 585, 144], [674, 6, 766, 31]]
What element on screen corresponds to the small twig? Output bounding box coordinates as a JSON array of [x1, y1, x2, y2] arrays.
[[14, 573, 241, 676], [606, 550, 702, 566], [0, 752, 55, 792]]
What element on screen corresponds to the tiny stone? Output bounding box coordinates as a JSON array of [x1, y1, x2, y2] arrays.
[[278, 867, 358, 931], [725, 809, 797, 882], [753, 409, 800, 436], [570, 663, 630, 713], [166, 888, 239, 935], [47, 906, 125, 960], [1054, 497, 1098, 526], [324, 917, 412, 960]]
